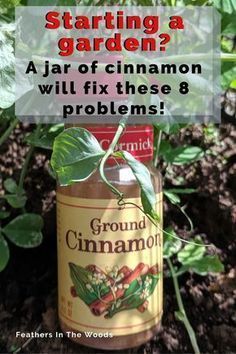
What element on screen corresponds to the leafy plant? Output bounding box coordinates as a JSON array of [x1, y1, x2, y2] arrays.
[[3, 178, 27, 208], [0, 123, 43, 271], [0, 213, 43, 271]]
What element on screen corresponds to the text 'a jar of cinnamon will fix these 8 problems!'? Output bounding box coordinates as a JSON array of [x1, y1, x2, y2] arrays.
[[57, 125, 163, 350]]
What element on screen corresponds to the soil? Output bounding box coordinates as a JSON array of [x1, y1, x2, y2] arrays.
[[0, 121, 235, 354]]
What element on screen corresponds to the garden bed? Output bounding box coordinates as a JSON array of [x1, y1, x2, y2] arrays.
[[0, 123, 235, 354]]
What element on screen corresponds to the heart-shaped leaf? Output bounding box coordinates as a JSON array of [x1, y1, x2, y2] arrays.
[[51, 128, 105, 186], [5, 194, 27, 209], [3, 213, 43, 248], [0, 233, 9, 272]]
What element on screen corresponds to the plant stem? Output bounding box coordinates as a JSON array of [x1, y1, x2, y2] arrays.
[[178, 204, 194, 233], [18, 124, 42, 191], [0, 14, 11, 22], [99, 119, 127, 198], [167, 258, 200, 354], [13, 324, 42, 353], [154, 130, 162, 167], [0, 118, 18, 146], [18, 146, 34, 191], [220, 53, 236, 62]]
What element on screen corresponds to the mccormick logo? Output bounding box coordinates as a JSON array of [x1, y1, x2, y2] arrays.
[[100, 137, 152, 152]]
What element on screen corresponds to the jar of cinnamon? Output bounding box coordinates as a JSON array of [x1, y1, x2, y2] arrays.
[[57, 125, 163, 350]]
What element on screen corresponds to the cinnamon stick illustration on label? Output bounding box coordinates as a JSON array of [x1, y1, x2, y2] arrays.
[[69, 262, 160, 319]]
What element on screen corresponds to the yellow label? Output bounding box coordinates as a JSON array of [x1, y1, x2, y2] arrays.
[[57, 193, 163, 336]]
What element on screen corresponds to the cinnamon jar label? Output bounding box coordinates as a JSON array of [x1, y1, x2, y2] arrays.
[[57, 193, 163, 336]]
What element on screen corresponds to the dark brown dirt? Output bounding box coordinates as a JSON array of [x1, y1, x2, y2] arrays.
[[0, 123, 235, 354]]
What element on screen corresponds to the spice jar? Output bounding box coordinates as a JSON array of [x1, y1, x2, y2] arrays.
[[57, 125, 163, 350]]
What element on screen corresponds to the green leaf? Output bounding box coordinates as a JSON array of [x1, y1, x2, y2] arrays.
[[213, 0, 236, 14], [163, 227, 182, 259], [159, 140, 172, 156], [116, 151, 157, 217], [69, 263, 110, 305], [4, 178, 17, 193], [5, 194, 27, 208], [52, 128, 104, 169], [164, 191, 181, 205], [0, 210, 10, 219], [0, 233, 9, 272], [164, 188, 196, 205], [222, 14, 236, 34], [162, 146, 204, 165], [55, 157, 105, 186], [69, 263, 98, 305], [107, 272, 160, 318], [221, 37, 234, 53], [26, 124, 64, 150], [230, 80, 236, 89], [0, 0, 20, 12], [3, 213, 43, 248], [165, 188, 196, 194], [187, 255, 224, 275], [177, 237, 205, 265], [51, 128, 105, 186], [48, 162, 57, 180], [222, 62, 236, 90], [0, 21, 15, 109]]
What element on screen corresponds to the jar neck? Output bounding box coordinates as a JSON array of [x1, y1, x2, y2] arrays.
[[87, 125, 154, 165]]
